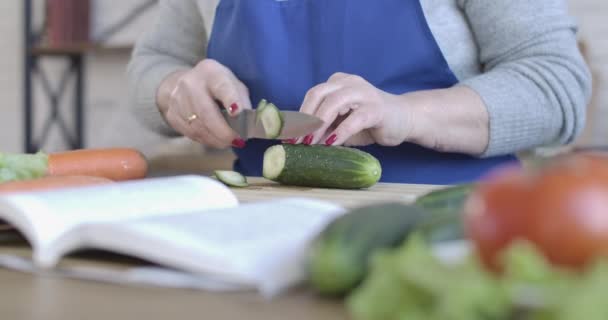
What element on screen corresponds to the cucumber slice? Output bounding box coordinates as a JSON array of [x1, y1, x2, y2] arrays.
[[213, 170, 249, 187], [257, 102, 284, 139], [262, 145, 286, 180], [256, 99, 268, 112], [255, 99, 268, 124]]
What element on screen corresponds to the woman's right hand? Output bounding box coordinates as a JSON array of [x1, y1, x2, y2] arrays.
[[157, 59, 252, 149]]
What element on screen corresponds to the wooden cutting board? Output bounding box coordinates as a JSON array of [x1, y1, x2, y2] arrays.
[[232, 177, 443, 209]]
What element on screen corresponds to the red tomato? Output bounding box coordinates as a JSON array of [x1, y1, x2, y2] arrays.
[[464, 165, 532, 270], [524, 153, 608, 268], [465, 153, 608, 271]]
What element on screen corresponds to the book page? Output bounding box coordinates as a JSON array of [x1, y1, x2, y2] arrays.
[[75, 198, 346, 297], [0, 175, 239, 258]]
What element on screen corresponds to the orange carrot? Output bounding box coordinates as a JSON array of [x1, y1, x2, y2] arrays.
[[46, 148, 148, 181], [0, 175, 114, 194]]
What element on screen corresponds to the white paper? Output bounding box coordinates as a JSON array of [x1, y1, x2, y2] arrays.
[[78, 198, 347, 297]]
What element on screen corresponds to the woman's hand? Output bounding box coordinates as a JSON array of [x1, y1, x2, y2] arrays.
[[157, 59, 252, 149], [298, 73, 412, 147]]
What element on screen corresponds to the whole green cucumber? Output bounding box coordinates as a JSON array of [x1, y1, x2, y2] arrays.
[[413, 183, 476, 242], [263, 144, 382, 189], [307, 203, 428, 296], [414, 183, 475, 216], [307, 184, 472, 296]]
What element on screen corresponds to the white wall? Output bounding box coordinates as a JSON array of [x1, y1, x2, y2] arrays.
[[0, 0, 606, 156], [569, 1, 608, 145], [0, 1, 24, 153]]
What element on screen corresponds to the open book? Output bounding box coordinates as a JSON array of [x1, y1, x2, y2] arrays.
[[0, 175, 346, 297]]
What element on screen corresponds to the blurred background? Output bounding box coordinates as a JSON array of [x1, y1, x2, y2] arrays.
[[0, 1, 606, 175]]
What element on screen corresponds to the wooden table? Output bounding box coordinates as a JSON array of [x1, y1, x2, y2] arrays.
[[233, 177, 441, 208], [0, 177, 440, 320]]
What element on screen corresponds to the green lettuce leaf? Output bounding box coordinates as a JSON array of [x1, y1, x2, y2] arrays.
[[347, 235, 510, 320], [0, 152, 49, 183], [347, 236, 608, 320]]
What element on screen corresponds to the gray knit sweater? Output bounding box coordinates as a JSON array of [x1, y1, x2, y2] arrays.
[[127, 0, 592, 157]]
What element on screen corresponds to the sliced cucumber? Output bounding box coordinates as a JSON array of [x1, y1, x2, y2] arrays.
[[255, 99, 269, 125], [263, 145, 286, 180], [263, 144, 382, 189], [257, 102, 284, 139], [256, 99, 269, 112], [213, 170, 249, 188]]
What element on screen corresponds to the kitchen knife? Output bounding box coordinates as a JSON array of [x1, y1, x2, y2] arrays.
[[221, 109, 324, 140]]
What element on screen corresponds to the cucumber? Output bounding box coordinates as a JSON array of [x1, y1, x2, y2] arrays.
[[213, 170, 249, 188], [307, 203, 430, 296], [256, 102, 284, 139], [414, 183, 475, 215], [263, 144, 382, 189], [255, 99, 268, 124], [413, 183, 475, 242], [256, 99, 268, 112], [308, 185, 471, 295]]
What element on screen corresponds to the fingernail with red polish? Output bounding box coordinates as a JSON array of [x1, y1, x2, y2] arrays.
[[232, 138, 246, 148], [325, 134, 337, 146], [303, 134, 314, 145], [230, 103, 239, 115], [282, 138, 297, 144]]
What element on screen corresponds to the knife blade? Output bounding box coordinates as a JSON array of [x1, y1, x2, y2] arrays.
[[222, 109, 324, 140]]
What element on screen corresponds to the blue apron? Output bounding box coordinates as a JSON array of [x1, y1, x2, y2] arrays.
[[206, 0, 518, 185]]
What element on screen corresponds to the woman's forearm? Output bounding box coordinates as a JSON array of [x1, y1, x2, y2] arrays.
[[401, 86, 490, 156]]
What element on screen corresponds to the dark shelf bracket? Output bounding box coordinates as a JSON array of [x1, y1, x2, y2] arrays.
[[23, 0, 158, 153], [23, 0, 87, 152]]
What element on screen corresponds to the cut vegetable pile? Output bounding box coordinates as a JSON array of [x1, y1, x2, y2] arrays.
[[305, 152, 608, 320], [348, 237, 608, 320]]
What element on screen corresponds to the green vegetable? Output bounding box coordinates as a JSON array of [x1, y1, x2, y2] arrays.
[[0, 152, 48, 183], [256, 101, 284, 139], [263, 144, 382, 189], [213, 170, 248, 188], [346, 236, 608, 320], [308, 203, 428, 295], [255, 99, 269, 118], [307, 197, 466, 296], [414, 183, 475, 216], [413, 183, 475, 242], [307, 183, 474, 296]]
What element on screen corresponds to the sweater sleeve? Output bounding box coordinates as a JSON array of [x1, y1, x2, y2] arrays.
[[456, 0, 592, 157], [126, 0, 208, 136]]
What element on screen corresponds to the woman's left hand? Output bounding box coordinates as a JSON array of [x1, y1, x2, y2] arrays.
[[297, 72, 411, 147]]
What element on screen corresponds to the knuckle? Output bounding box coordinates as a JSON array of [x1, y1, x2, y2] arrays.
[[198, 59, 220, 72], [346, 74, 364, 83], [340, 122, 357, 135], [164, 110, 180, 126], [178, 75, 199, 91], [211, 80, 231, 94], [211, 83, 238, 103], [327, 92, 349, 109], [305, 85, 324, 102], [329, 72, 348, 82], [317, 106, 335, 122]]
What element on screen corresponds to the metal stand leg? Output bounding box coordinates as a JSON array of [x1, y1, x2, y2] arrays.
[[23, 0, 35, 153], [73, 54, 85, 149], [23, 0, 87, 152]]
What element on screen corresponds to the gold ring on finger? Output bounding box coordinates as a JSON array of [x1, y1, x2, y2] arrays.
[[186, 114, 198, 124]]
